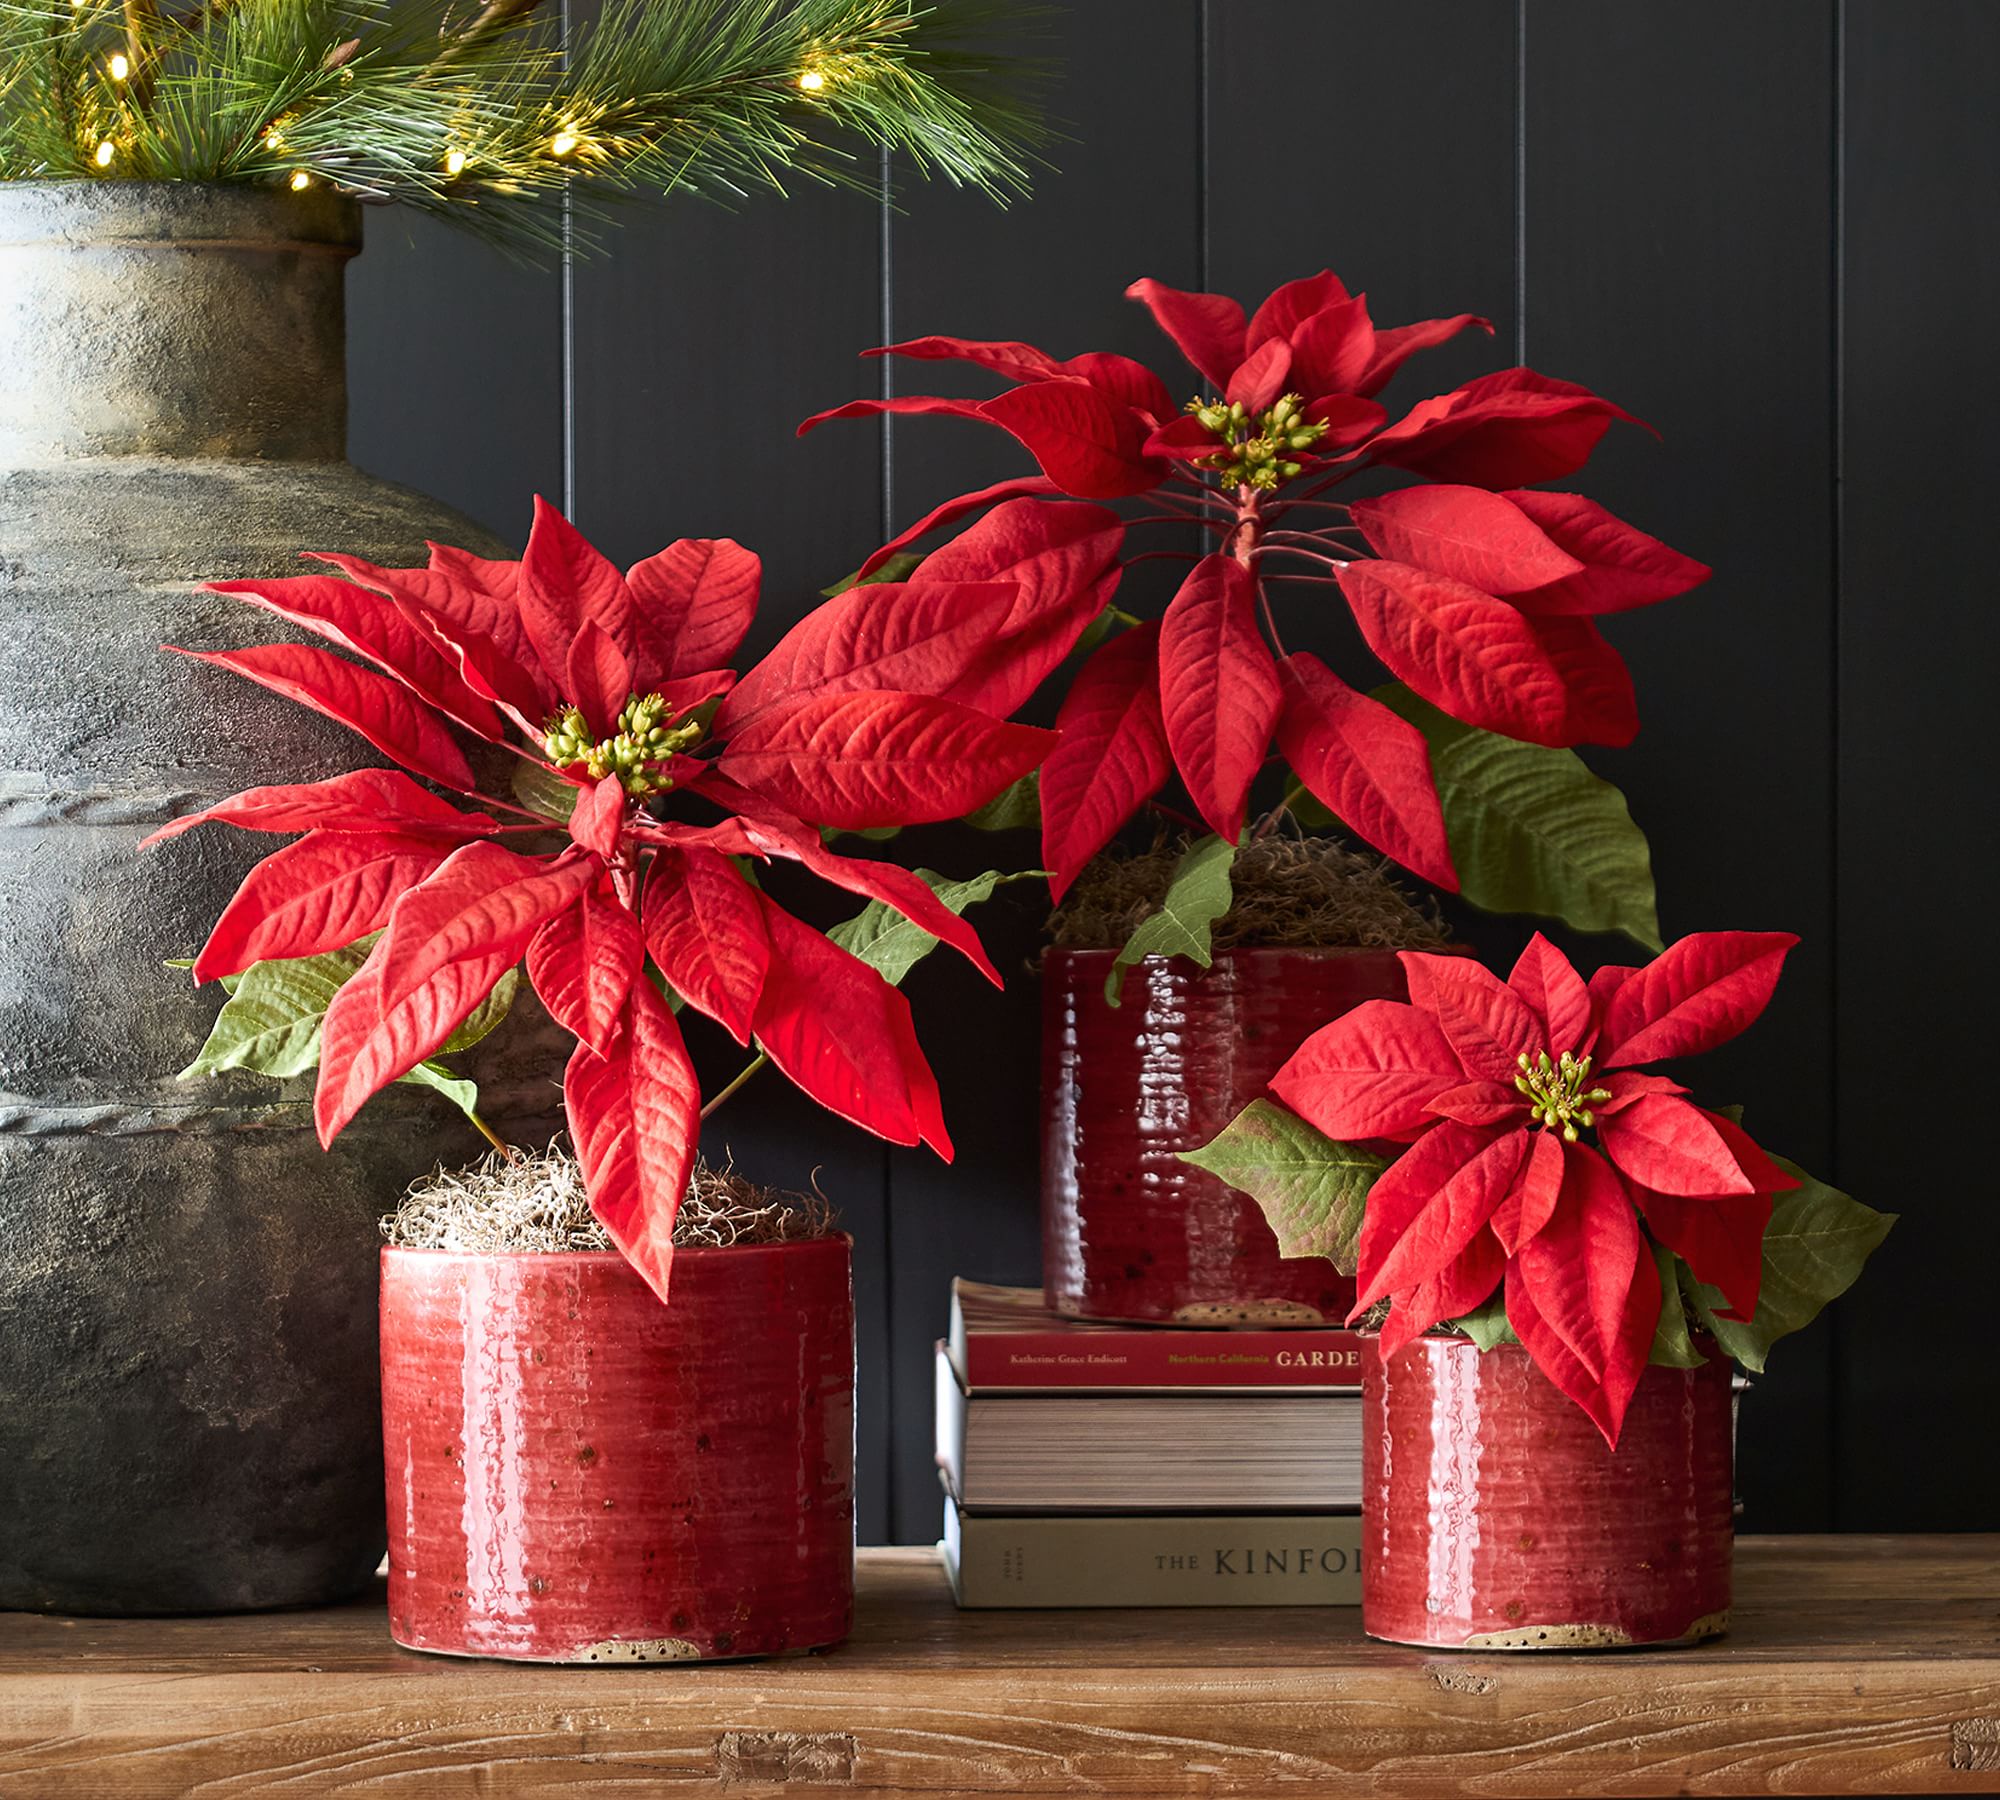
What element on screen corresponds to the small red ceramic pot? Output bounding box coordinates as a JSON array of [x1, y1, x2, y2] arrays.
[[1041, 946, 1405, 1323], [1362, 1333, 1734, 1649], [380, 1235, 854, 1663]]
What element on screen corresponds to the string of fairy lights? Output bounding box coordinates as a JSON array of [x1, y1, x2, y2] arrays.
[[82, 42, 853, 189], [0, 0, 1046, 251]]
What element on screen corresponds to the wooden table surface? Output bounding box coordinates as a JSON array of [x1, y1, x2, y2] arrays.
[[2, 1537, 1996, 1797]]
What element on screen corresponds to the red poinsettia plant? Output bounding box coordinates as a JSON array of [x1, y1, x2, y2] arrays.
[[1185, 931, 1892, 1445], [153, 498, 1106, 1301], [801, 268, 1709, 912]]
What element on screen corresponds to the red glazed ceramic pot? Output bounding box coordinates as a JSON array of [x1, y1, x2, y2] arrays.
[[1041, 946, 1406, 1323], [379, 1235, 854, 1663], [1361, 1333, 1734, 1649]]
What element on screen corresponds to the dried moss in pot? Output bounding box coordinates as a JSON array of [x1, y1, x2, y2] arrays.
[[382, 1148, 837, 1254], [1047, 832, 1451, 955]]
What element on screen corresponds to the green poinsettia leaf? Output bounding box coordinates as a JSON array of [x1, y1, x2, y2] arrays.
[[439, 968, 519, 1055], [822, 822, 904, 843], [1285, 786, 1338, 832], [1069, 606, 1120, 662], [1451, 1289, 1517, 1351], [1105, 832, 1235, 1006], [1377, 684, 1663, 951], [827, 867, 1037, 987], [821, 550, 926, 597], [966, 770, 1041, 832], [178, 940, 375, 1080], [399, 1058, 483, 1122], [1680, 1157, 1895, 1373], [1648, 1243, 1711, 1368], [1178, 1099, 1384, 1276], [513, 759, 579, 824], [180, 940, 505, 1125]]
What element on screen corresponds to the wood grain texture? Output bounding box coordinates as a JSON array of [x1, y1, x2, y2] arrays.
[[2, 1539, 1997, 1797]]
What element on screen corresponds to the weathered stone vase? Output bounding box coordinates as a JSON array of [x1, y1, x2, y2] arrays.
[[0, 182, 543, 1615]]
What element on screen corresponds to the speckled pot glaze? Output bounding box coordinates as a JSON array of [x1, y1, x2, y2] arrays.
[[1362, 1333, 1734, 1649], [1041, 946, 1405, 1323], [380, 1237, 856, 1663]]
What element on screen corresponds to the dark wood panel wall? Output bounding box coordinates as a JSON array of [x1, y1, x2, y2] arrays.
[[345, 0, 2000, 1543]]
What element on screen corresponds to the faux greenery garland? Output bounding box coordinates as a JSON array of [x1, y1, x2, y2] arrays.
[[0, 0, 1046, 252]]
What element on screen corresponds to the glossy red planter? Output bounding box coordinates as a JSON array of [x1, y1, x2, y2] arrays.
[[379, 1236, 854, 1663], [1361, 1333, 1734, 1649], [1041, 946, 1406, 1323]]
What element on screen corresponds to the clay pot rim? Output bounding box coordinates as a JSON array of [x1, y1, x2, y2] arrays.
[[380, 1231, 852, 1268], [0, 179, 362, 250], [1043, 943, 1413, 968]]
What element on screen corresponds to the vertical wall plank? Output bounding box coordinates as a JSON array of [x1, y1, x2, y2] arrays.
[[1837, 1, 2000, 1529], [1528, 2, 1837, 1525], [1206, 1, 1517, 759], [568, 188, 892, 1540], [346, 213, 564, 544], [1207, 1, 1517, 385], [876, 0, 1205, 1540]]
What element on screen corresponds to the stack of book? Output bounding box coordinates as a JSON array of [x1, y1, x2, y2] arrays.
[[934, 1280, 1365, 1607]]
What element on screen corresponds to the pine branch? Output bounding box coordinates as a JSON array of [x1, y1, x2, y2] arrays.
[[0, 0, 1052, 254]]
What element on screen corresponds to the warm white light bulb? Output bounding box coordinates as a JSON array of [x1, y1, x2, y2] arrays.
[[289, 168, 311, 191], [93, 139, 114, 167], [108, 52, 130, 80], [797, 68, 826, 91], [444, 148, 467, 176], [549, 131, 578, 156]]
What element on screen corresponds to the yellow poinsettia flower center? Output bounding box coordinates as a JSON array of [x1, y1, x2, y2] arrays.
[[541, 692, 702, 797], [1515, 1049, 1614, 1143], [1183, 390, 1330, 490]]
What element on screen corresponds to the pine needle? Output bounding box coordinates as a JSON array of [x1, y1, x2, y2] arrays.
[[0, 0, 1052, 255]]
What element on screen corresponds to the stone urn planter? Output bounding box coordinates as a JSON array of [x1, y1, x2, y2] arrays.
[[0, 181, 547, 1615], [1040, 945, 1406, 1324], [1360, 1333, 1735, 1649], [380, 1235, 856, 1662]]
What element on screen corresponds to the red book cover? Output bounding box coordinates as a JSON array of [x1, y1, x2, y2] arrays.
[[947, 1280, 1364, 1391]]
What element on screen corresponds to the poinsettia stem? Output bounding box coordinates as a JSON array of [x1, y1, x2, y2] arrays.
[[1254, 779, 1311, 842], [1149, 485, 1233, 518], [1284, 465, 1363, 505], [1124, 513, 1229, 532], [1122, 550, 1203, 568], [1144, 798, 1206, 833], [1256, 543, 1347, 571], [1262, 528, 1363, 550], [701, 1051, 769, 1119], [1254, 574, 1289, 659], [467, 1109, 515, 1158]]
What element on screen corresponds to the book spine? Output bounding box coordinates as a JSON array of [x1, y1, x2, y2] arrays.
[[944, 1507, 1361, 1607], [961, 1331, 1365, 1391]]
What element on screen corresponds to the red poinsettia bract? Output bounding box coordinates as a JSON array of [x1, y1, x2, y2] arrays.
[[1269, 931, 1801, 1443], [151, 498, 1106, 1301], [800, 270, 1709, 896]]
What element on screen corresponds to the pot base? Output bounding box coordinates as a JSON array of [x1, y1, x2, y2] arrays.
[[389, 1631, 837, 1665], [1369, 1608, 1731, 1651]]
